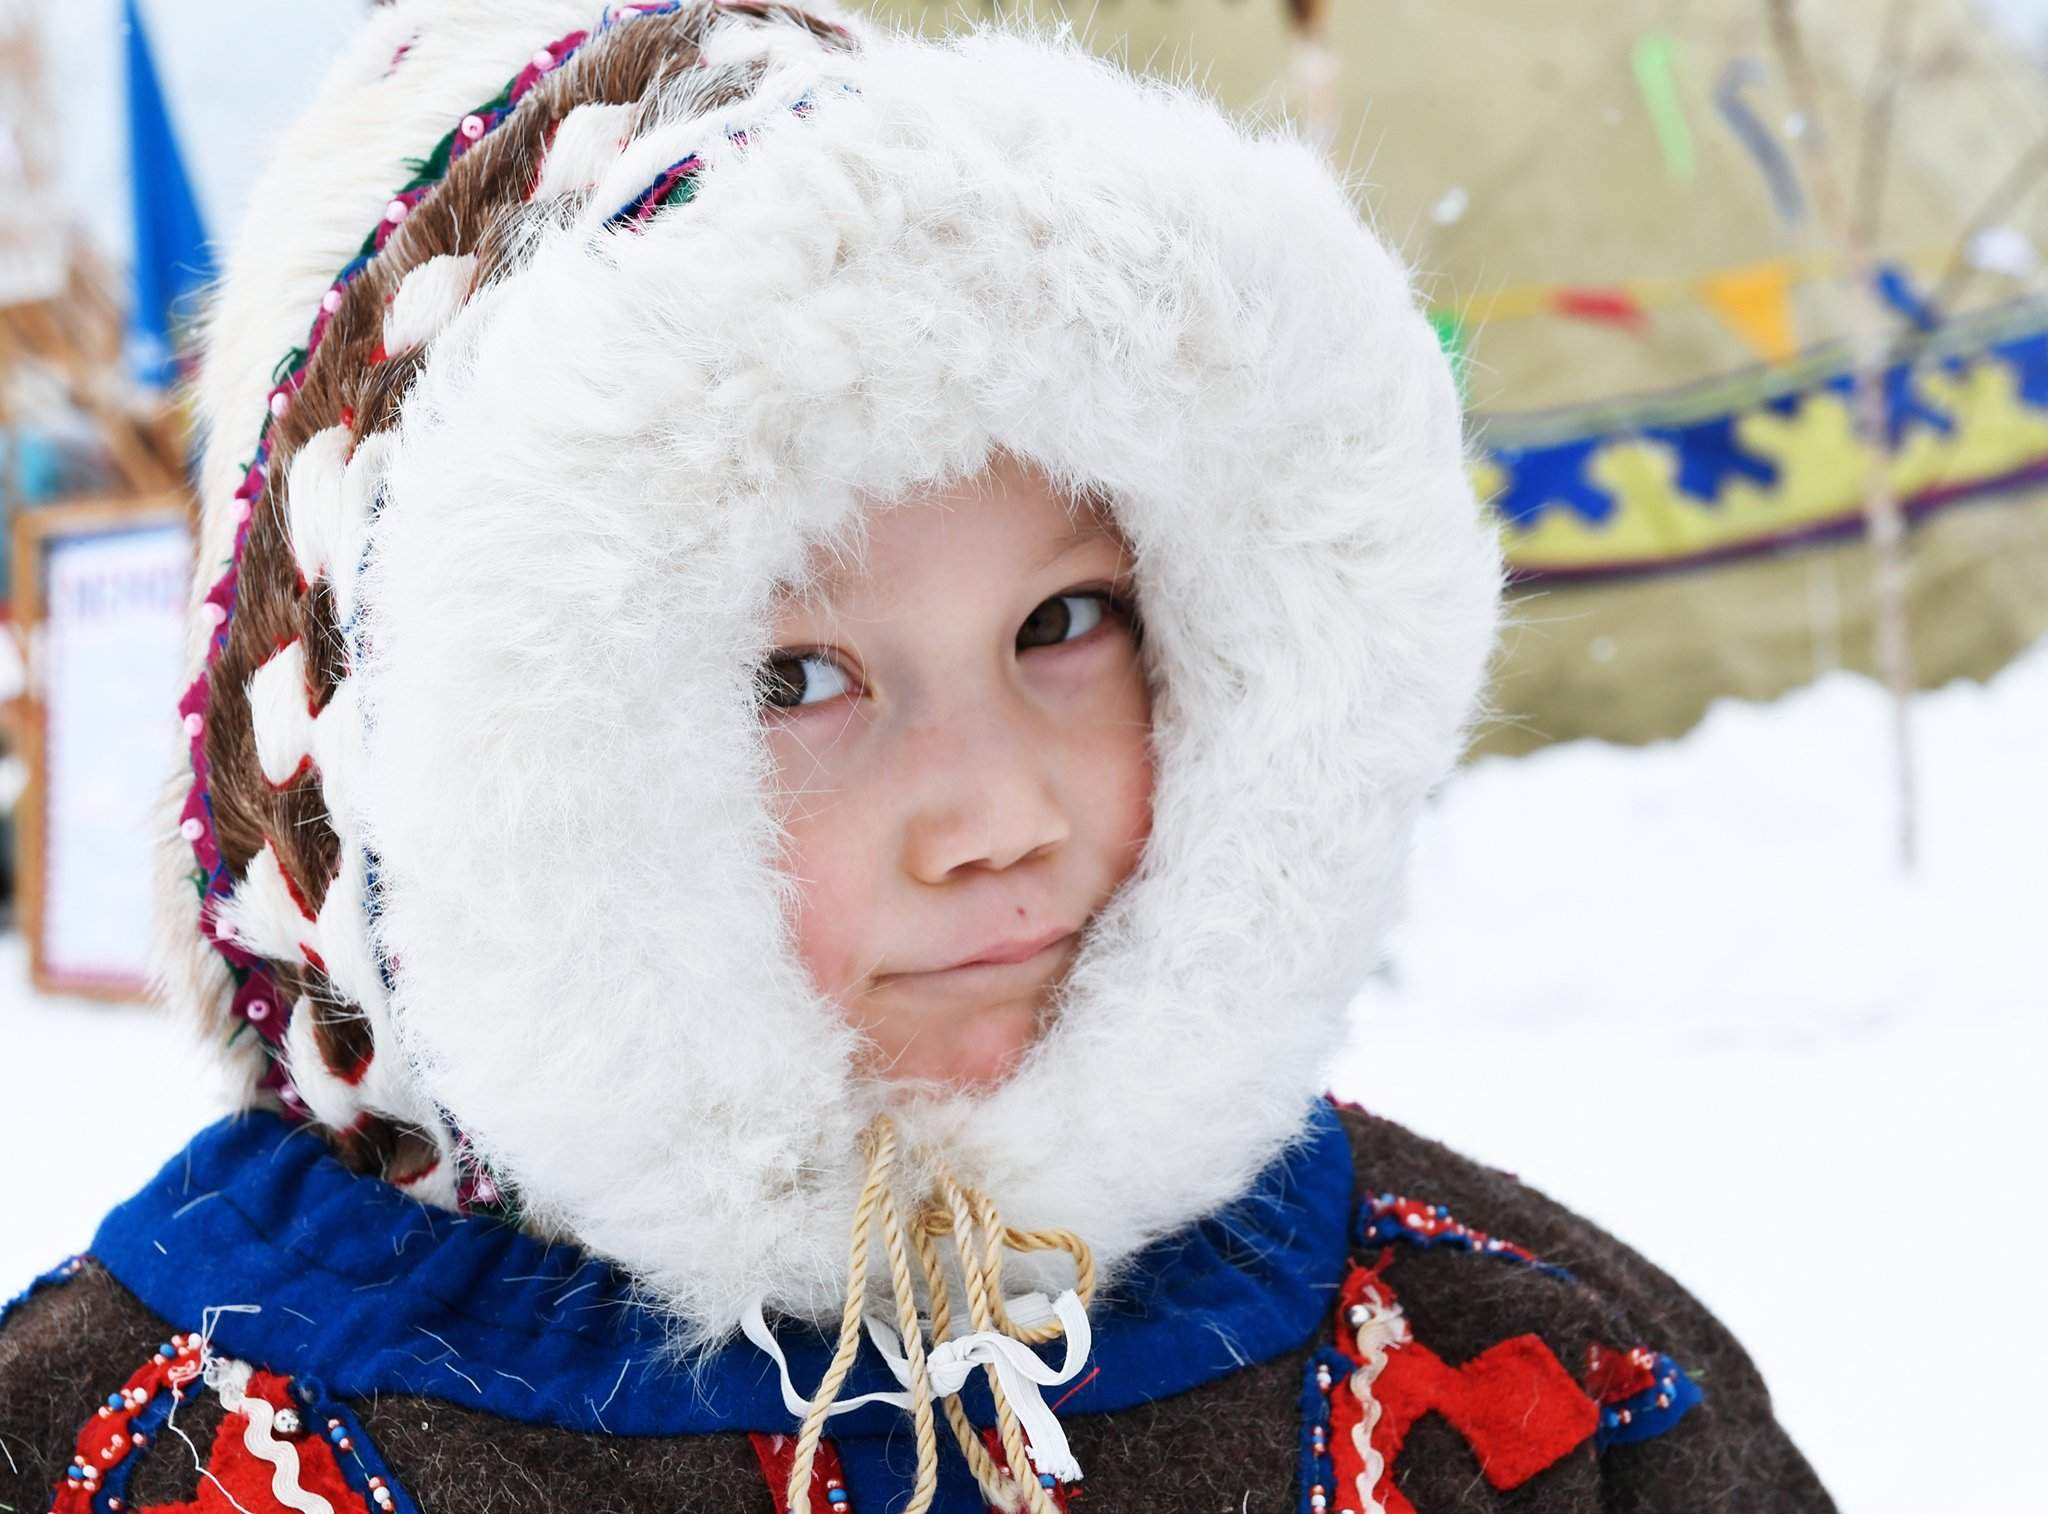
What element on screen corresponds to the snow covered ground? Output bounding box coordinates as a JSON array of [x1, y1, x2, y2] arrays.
[[1328, 640, 2048, 1512], [5, 649, 2043, 1511]]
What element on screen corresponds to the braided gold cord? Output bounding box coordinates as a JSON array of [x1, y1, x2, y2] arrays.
[[875, 1177, 943, 1512], [918, 1182, 1098, 1341], [785, 1118, 894, 1511], [783, 1114, 1095, 1514], [945, 1175, 1047, 1510], [920, 1167, 1091, 1512], [909, 1221, 1014, 1500]]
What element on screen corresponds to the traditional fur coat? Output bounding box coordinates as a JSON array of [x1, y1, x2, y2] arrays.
[[2, 1100, 1832, 1511], [3, 2, 1830, 1509]]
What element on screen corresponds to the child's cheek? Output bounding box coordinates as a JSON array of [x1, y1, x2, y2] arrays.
[[786, 829, 868, 1005], [1079, 660, 1157, 878], [768, 740, 887, 1005], [770, 725, 856, 1007]]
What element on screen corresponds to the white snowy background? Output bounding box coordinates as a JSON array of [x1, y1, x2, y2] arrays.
[[9, 4, 2048, 1511]]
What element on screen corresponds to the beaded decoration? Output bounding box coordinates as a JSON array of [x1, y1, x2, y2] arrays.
[[175, 0, 852, 1216], [1298, 1346, 1363, 1514], [1310, 1236, 1707, 1508], [749, 1431, 854, 1514], [975, 1426, 1078, 1511], [1585, 1343, 1702, 1449], [1322, 1261, 1597, 1514], [1351, 1187, 1704, 1464], [46, 1334, 416, 1514], [1357, 1192, 1574, 1281], [178, 5, 690, 1204]]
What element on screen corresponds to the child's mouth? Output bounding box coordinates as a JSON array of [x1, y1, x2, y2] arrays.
[[882, 930, 1078, 990]]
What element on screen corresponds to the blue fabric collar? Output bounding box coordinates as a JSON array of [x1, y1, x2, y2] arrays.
[[91, 1103, 1352, 1437]]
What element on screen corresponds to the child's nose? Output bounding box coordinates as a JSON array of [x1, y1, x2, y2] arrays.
[[898, 713, 1072, 883]]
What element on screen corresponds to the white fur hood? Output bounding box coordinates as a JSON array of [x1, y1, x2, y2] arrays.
[[162, 0, 1501, 1349]]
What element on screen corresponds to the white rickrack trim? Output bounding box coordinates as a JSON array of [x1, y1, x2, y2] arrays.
[[205, 1355, 336, 1514], [1345, 1285, 1411, 1514]]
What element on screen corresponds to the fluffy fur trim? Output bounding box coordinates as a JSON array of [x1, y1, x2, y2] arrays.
[[527, 103, 635, 200], [382, 253, 479, 356], [173, 1, 1501, 1351]]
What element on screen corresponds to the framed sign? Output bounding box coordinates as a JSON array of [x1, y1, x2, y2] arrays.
[[10, 496, 192, 999]]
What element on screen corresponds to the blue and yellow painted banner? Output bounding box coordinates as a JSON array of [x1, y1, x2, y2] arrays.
[[1479, 300, 2048, 579]]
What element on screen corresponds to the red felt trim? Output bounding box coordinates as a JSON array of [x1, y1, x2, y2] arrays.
[[976, 1427, 1077, 1511], [1584, 1343, 1660, 1405], [137, 1370, 370, 1513], [328, 1043, 375, 1087], [391, 1156, 442, 1189], [749, 1431, 852, 1514], [1329, 1261, 1598, 1511], [260, 843, 320, 923], [1321, 1090, 1372, 1120], [52, 1341, 372, 1514], [49, 1336, 202, 1511], [264, 753, 318, 793]]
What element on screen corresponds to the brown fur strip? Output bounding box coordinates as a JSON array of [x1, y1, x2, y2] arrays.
[[329, 1109, 445, 1187], [304, 979, 378, 1083], [197, 3, 858, 1177], [343, 349, 429, 451]]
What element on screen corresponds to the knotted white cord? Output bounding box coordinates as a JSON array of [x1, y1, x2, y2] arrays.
[[742, 1114, 1095, 1514]]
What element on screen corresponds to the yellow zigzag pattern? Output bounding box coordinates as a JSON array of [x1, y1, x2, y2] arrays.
[[1493, 350, 2048, 574]]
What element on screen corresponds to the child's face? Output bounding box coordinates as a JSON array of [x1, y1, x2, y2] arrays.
[[761, 455, 1155, 1089]]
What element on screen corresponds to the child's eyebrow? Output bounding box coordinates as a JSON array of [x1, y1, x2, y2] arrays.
[[1033, 521, 1121, 574]]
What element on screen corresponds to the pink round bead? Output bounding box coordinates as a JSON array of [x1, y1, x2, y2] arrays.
[[183, 712, 204, 737], [322, 288, 343, 313], [180, 817, 205, 841], [246, 1000, 270, 1022], [269, 391, 290, 418], [201, 602, 228, 626], [531, 47, 555, 70], [385, 198, 410, 224], [460, 114, 487, 141]]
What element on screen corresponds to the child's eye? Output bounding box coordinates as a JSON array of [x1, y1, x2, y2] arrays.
[[1017, 592, 1125, 651], [757, 651, 854, 711]]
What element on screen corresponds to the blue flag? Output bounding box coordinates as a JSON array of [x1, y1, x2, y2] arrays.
[[124, 0, 213, 387]]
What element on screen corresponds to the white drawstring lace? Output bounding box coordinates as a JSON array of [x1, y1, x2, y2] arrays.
[[740, 1114, 1096, 1513]]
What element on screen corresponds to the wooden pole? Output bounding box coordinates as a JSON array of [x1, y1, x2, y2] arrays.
[[1287, 0, 1340, 163], [1767, 0, 1919, 871]]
